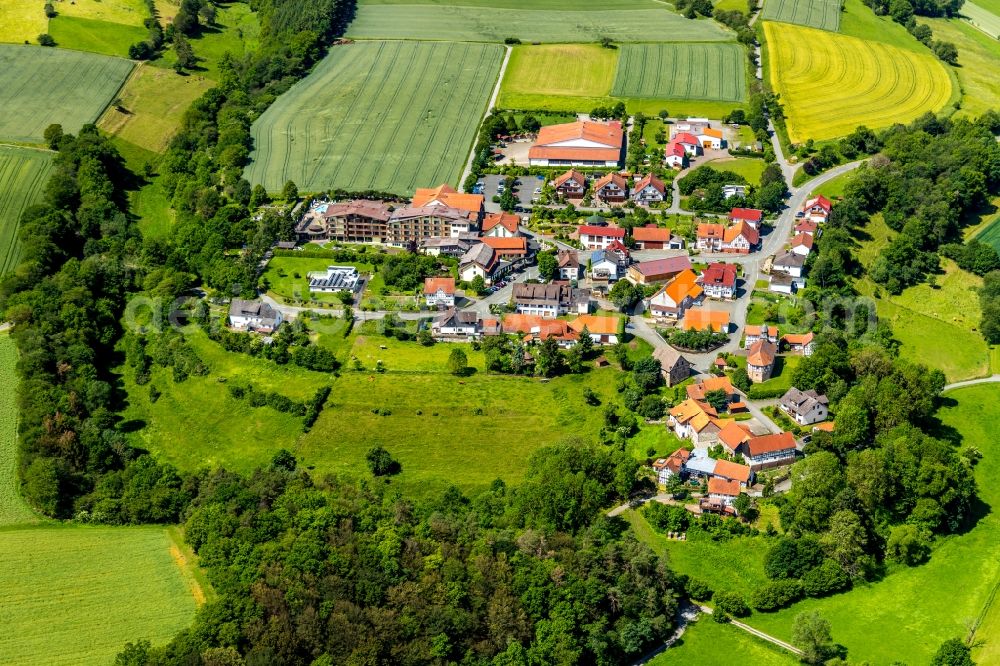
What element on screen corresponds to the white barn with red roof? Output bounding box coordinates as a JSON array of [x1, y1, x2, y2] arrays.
[[672, 132, 701, 156], [528, 120, 624, 167]]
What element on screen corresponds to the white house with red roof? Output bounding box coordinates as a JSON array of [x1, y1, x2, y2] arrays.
[[790, 232, 814, 256], [553, 169, 587, 198], [578, 225, 626, 250], [699, 262, 738, 299], [730, 207, 764, 229], [721, 221, 760, 254], [423, 277, 456, 308], [802, 195, 832, 223], [794, 218, 819, 236], [665, 141, 686, 169], [528, 120, 624, 167], [672, 132, 701, 156], [594, 173, 629, 203], [482, 212, 521, 238], [631, 174, 667, 205]]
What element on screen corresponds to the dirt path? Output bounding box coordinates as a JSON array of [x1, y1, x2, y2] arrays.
[[943, 375, 1000, 392]]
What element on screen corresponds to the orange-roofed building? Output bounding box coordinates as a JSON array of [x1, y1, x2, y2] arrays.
[[745, 324, 779, 346], [528, 120, 624, 167], [501, 313, 545, 334], [423, 277, 456, 308], [482, 236, 528, 259], [649, 269, 704, 320], [411, 184, 484, 219], [631, 224, 676, 250], [713, 459, 752, 486], [735, 431, 798, 470], [668, 399, 729, 447], [680, 308, 730, 333], [722, 220, 760, 254], [707, 477, 741, 502], [632, 174, 668, 205], [594, 172, 630, 203], [569, 314, 620, 344], [718, 421, 754, 455], [653, 448, 692, 485], [553, 169, 587, 198], [482, 212, 521, 238], [686, 375, 737, 403], [746, 339, 777, 383], [698, 126, 725, 150], [782, 331, 815, 356], [790, 232, 814, 256], [697, 223, 726, 252], [525, 319, 579, 347]]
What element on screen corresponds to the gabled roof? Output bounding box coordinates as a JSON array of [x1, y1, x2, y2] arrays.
[[773, 251, 806, 268], [708, 477, 741, 497], [804, 194, 832, 212], [670, 398, 717, 423], [605, 239, 630, 255], [423, 277, 456, 295], [718, 421, 753, 451], [746, 339, 777, 367], [745, 324, 778, 338], [700, 262, 738, 288], [595, 172, 628, 191], [633, 256, 693, 277], [724, 220, 760, 245], [632, 174, 666, 195], [744, 431, 797, 457], [460, 243, 497, 270], [482, 236, 527, 253], [666, 141, 686, 157], [569, 314, 619, 336], [700, 127, 724, 139], [713, 458, 752, 484], [578, 225, 626, 238], [654, 447, 692, 474], [554, 169, 586, 187], [782, 331, 815, 346], [501, 313, 544, 333], [686, 375, 735, 401], [681, 308, 730, 332], [697, 223, 725, 239], [791, 233, 814, 250], [662, 269, 703, 305], [794, 219, 819, 233], [730, 207, 763, 223], [653, 345, 689, 371], [483, 212, 520, 235], [412, 184, 484, 213], [674, 132, 699, 145], [530, 319, 579, 343], [532, 120, 624, 149], [631, 225, 673, 242], [557, 250, 579, 268]]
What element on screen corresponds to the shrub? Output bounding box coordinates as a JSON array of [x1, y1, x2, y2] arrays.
[[802, 559, 851, 597], [713, 591, 750, 617], [750, 579, 804, 611], [685, 577, 713, 602]]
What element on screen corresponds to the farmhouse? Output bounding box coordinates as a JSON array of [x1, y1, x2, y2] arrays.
[[653, 346, 692, 387], [772, 251, 806, 278], [594, 173, 629, 203], [459, 243, 499, 283], [569, 314, 620, 344], [295, 199, 393, 243], [307, 266, 361, 293], [680, 308, 730, 333], [412, 184, 485, 220], [423, 277, 456, 308], [513, 283, 590, 318], [698, 127, 724, 150], [782, 331, 815, 356], [722, 221, 759, 254], [631, 174, 667, 205], [730, 207, 763, 229], [780, 388, 829, 425], [723, 184, 747, 199], [553, 169, 587, 198], [746, 339, 777, 383], [229, 299, 283, 333], [707, 477, 741, 508], [696, 223, 725, 252], [631, 224, 683, 250], [653, 448, 691, 485], [557, 250, 582, 280], [718, 420, 755, 456], [648, 269, 703, 320], [627, 256, 693, 285], [482, 212, 521, 238], [668, 399, 726, 447], [665, 141, 687, 169], [521, 319, 580, 347], [790, 232, 814, 256], [736, 431, 798, 471], [802, 195, 832, 223], [590, 250, 623, 282], [672, 132, 701, 156], [528, 120, 624, 167], [432, 309, 481, 338], [699, 262, 738, 299], [744, 324, 779, 347], [578, 224, 626, 250]]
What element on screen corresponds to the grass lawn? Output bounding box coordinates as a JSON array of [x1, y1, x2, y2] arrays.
[[54, 0, 150, 26], [961, 1, 1000, 37], [0, 0, 48, 43], [153, 3, 261, 80], [262, 256, 375, 304], [245, 40, 504, 195], [748, 355, 800, 396], [838, 0, 927, 51], [48, 15, 148, 57], [350, 334, 488, 373], [650, 615, 799, 666], [98, 65, 215, 153], [0, 44, 133, 143], [749, 384, 1000, 665], [0, 333, 40, 526], [626, 509, 771, 598], [973, 212, 1000, 254], [0, 524, 199, 665], [499, 44, 616, 103], [763, 20, 953, 142], [296, 365, 629, 498], [699, 157, 765, 185], [810, 169, 854, 199], [131, 179, 177, 239], [0, 146, 53, 278], [921, 17, 1000, 119]]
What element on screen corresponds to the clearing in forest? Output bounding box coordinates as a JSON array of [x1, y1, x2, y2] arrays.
[[0, 45, 133, 143], [612, 43, 747, 103], [763, 22, 953, 142], [0, 147, 53, 278], [244, 40, 504, 195], [761, 0, 842, 31]]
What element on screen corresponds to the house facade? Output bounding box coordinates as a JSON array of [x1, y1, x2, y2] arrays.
[[432, 309, 481, 338], [459, 243, 499, 283], [665, 141, 686, 169], [721, 221, 759, 254], [772, 251, 806, 278], [780, 388, 829, 425], [730, 207, 763, 229], [648, 269, 703, 320], [744, 325, 779, 347], [632, 225, 682, 250], [802, 195, 832, 223], [295, 199, 393, 243], [653, 346, 692, 387], [553, 169, 587, 198], [782, 332, 815, 356], [696, 223, 725, 252], [594, 173, 629, 203], [513, 283, 590, 318], [737, 432, 798, 471], [424, 277, 456, 308], [578, 225, 626, 250], [557, 250, 582, 280], [229, 299, 283, 333], [569, 314, 619, 344], [631, 174, 667, 205], [746, 339, 777, 383], [590, 250, 622, 282], [482, 212, 520, 238], [699, 262, 737, 299]]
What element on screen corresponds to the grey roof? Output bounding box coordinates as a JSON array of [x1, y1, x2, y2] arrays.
[[653, 345, 689, 371], [322, 199, 392, 221], [780, 388, 828, 416], [558, 250, 579, 268], [683, 455, 717, 476], [769, 272, 796, 287], [308, 266, 359, 291], [230, 299, 278, 319], [460, 242, 497, 269], [774, 251, 806, 268], [434, 308, 479, 328], [514, 282, 572, 305]]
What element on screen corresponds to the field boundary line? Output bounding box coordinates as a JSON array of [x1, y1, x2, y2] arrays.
[[96, 60, 144, 129], [458, 43, 511, 189]]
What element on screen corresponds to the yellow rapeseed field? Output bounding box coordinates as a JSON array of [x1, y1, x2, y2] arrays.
[[764, 21, 954, 143]]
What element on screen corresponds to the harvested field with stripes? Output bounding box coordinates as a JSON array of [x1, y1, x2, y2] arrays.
[[245, 41, 503, 195], [976, 217, 1000, 254], [612, 43, 747, 103], [764, 22, 953, 142], [0, 147, 53, 278], [0, 45, 133, 143], [762, 0, 842, 31]]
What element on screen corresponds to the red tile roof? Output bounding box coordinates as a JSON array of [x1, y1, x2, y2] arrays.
[[595, 172, 628, 191], [698, 223, 725, 239], [745, 432, 797, 457], [730, 207, 763, 223], [708, 477, 741, 497], [482, 236, 527, 254], [578, 225, 626, 238], [805, 195, 832, 212], [412, 184, 484, 213], [674, 132, 699, 145], [666, 142, 686, 157], [791, 233, 814, 249], [713, 459, 752, 484], [700, 262, 737, 288], [747, 339, 777, 366], [632, 225, 673, 242], [554, 169, 586, 188], [633, 174, 666, 195], [423, 277, 455, 295], [482, 212, 520, 235]]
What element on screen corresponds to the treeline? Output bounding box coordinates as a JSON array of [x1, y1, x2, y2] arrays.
[[862, 0, 962, 65], [116, 444, 683, 665]]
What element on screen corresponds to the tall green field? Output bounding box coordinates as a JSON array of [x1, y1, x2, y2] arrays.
[[48, 15, 148, 57], [346, 5, 732, 42], [612, 43, 747, 103], [0, 525, 199, 665], [0, 45, 133, 143], [0, 332, 39, 526], [0, 146, 53, 277], [975, 216, 1000, 254], [245, 41, 503, 195], [761, 0, 842, 31]]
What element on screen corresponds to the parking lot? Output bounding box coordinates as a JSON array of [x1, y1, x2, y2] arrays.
[[479, 174, 545, 213]]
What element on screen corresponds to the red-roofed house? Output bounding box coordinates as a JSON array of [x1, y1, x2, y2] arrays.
[[699, 262, 738, 299], [653, 448, 691, 485], [423, 277, 456, 308], [697, 223, 726, 252], [782, 332, 815, 356], [553, 169, 587, 198], [673, 132, 701, 156], [482, 236, 529, 260], [735, 432, 798, 470], [665, 141, 686, 169], [802, 195, 832, 223], [594, 173, 629, 203], [482, 212, 521, 238], [528, 120, 624, 167], [730, 207, 764, 229], [790, 232, 814, 256], [707, 477, 741, 505], [631, 224, 678, 250], [579, 225, 626, 250], [722, 221, 760, 254], [794, 218, 819, 236], [632, 174, 667, 205]]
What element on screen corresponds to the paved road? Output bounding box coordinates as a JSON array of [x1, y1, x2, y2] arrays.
[[943, 375, 1000, 392]]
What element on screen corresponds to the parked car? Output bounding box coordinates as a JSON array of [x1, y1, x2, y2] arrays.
[[533, 187, 542, 195]]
